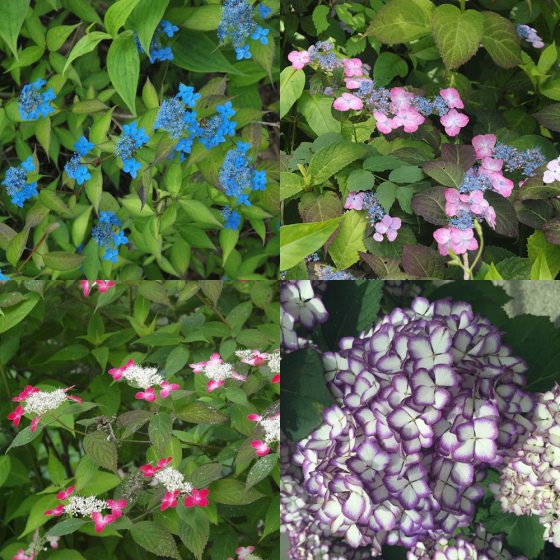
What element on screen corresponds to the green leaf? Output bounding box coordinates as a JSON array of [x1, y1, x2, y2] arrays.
[[128, 0, 169, 56], [541, 79, 560, 101], [484, 262, 504, 280], [280, 67, 305, 118], [7, 425, 42, 452], [0, 0, 30, 59], [6, 228, 29, 267], [220, 228, 239, 265], [165, 346, 190, 375], [388, 166, 423, 184], [64, 0, 102, 24], [506, 515, 545, 559], [46, 23, 80, 52], [280, 172, 305, 201], [210, 479, 264, 505], [200, 280, 223, 304], [104, 0, 140, 37], [176, 403, 227, 425], [401, 244, 447, 278], [328, 210, 367, 269], [280, 218, 342, 271], [373, 52, 408, 87], [178, 510, 209, 560], [298, 93, 341, 137], [181, 6, 222, 31], [46, 518, 87, 537], [179, 199, 221, 226], [149, 413, 173, 454], [39, 189, 74, 217], [533, 103, 560, 132], [298, 192, 342, 222], [432, 5, 483, 69], [538, 42, 557, 74], [312, 5, 330, 34], [43, 252, 84, 271], [82, 432, 118, 473], [20, 495, 58, 536], [131, 521, 180, 559], [107, 31, 139, 116], [63, 31, 111, 74], [0, 293, 40, 334], [367, 0, 434, 44], [308, 141, 368, 185], [481, 12, 522, 69], [411, 186, 448, 225], [246, 453, 278, 488], [189, 463, 223, 488], [422, 160, 464, 187], [530, 251, 553, 280]]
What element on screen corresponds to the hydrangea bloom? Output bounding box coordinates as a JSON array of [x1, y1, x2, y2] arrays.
[[288, 297, 535, 553], [288, 50, 310, 70], [115, 122, 150, 178], [198, 101, 237, 149], [219, 141, 267, 206], [91, 211, 128, 263], [373, 215, 401, 242], [139, 456, 209, 510], [0, 270, 10, 281], [314, 266, 357, 280], [543, 157, 560, 184], [80, 280, 116, 297], [189, 352, 248, 392], [135, 20, 179, 62], [280, 281, 328, 329], [107, 359, 180, 400], [64, 135, 94, 185], [248, 409, 280, 456], [19, 79, 55, 120], [222, 206, 241, 230], [8, 385, 83, 432], [235, 349, 280, 383], [2, 156, 38, 207], [517, 24, 545, 48], [345, 192, 364, 210]]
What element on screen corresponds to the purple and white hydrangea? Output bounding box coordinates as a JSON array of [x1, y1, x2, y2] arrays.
[[288, 297, 535, 554]]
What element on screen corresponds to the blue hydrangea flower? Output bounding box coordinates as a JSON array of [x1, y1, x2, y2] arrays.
[[116, 122, 150, 178], [315, 265, 355, 280], [251, 26, 269, 45], [494, 143, 545, 175], [361, 192, 385, 226], [198, 101, 237, 149], [19, 79, 55, 121], [222, 206, 241, 230], [91, 211, 128, 263], [0, 270, 10, 281], [448, 210, 474, 230], [459, 168, 491, 194], [177, 84, 201, 108], [219, 141, 267, 205], [74, 136, 94, 157], [259, 4, 272, 18], [135, 20, 179, 63], [65, 154, 91, 185], [1, 156, 38, 207], [235, 44, 252, 60], [309, 41, 344, 71], [154, 97, 188, 138]]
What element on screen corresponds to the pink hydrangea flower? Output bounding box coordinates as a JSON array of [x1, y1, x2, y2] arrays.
[[439, 88, 464, 109], [543, 157, 560, 184], [92, 512, 115, 533], [344, 192, 364, 210], [343, 58, 363, 77], [480, 157, 502, 172], [45, 504, 65, 516], [440, 109, 469, 137], [445, 189, 471, 217], [184, 488, 209, 508], [488, 172, 514, 197], [472, 134, 496, 159], [374, 111, 397, 134], [12, 551, 33, 560], [393, 107, 425, 133], [373, 215, 401, 242], [287, 50, 310, 70], [345, 77, 370, 89], [469, 191, 496, 229], [159, 380, 180, 398], [271, 373, 280, 384], [80, 280, 116, 297], [433, 227, 478, 256], [108, 359, 134, 381], [251, 439, 271, 456], [236, 547, 256, 560], [135, 387, 157, 402], [333, 92, 363, 111], [161, 491, 180, 511], [56, 486, 75, 500], [107, 499, 126, 518], [389, 87, 414, 112]]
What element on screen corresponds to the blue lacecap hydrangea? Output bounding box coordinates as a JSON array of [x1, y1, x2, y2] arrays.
[[64, 135, 94, 185], [135, 20, 179, 63], [221, 206, 241, 230], [218, 0, 271, 60], [493, 143, 545, 175], [1, 156, 38, 207], [91, 211, 128, 263], [115, 122, 150, 178], [219, 141, 267, 207], [19, 79, 55, 121], [0, 270, 10, 281]]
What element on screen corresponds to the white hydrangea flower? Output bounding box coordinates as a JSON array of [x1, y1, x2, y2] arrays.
[[261, 413, 280, 445], [267, 352, 280, 374], [64, 496, 108, 517], [23, 388, 68, 416], [120, 364, 164, 389], [153, 466, 193, 494]]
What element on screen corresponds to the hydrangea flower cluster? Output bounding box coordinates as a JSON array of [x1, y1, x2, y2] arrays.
[[517, 25, 545, 48], [433, 134, 545, 256], [80, 280, 116, 297], [492, 383, 560, 547], [235, 349, 280, 383], [91, 211, 128, 263], [18, 79, 55, 121], [115, 122, 150, 178], [344, 191, 402, 243], [219, 141, 267, 206], [189, 352, 248, 392], [135, 20, 179, 62], [2, 156, 38, 207], [107, 359, 180, 401], [248, 409, 280, 456], [0, 270, 10, 281], [290, 297, 535, 553], [44, 485, 126, 533], [139, 457, 209, 510], [543, 156, 560, 184], [287, 43, 469, 137], [227, 546, 265, 560], [222, 206, 241, 230], [64, 135, 94, 185], [313, 265, 357, 280], [8, 385, 83, 432], [218, 0, 271, 60], [280, 280, 328, 350]]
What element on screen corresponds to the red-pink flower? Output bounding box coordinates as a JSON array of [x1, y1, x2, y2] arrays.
[[247, 414, 262, 422], [374, 111, 397, 135], [239, 351, 269, 366], [433, 226, 478, 256], [236, 546, 255, 560], [96, 281, 116, 293], [80, 280, 92, 297], [81, 280, 116, 297], [271, 374, 280, 384], [160, 380, 180, 398], [30, 417, 41, 432], [56, 486, 75, 500], [488, 172, 514, 197], [91, 511, 115, 533], [287, 50, 310, 70], [184, 488, 209, 508], [12, 550, 33, 560], [439, 88, 464, 109], [157, 457, 172, 469], [140, 457, 171, 477], [344, 192, 364, 210], [108, 359, 134, 381], [207, 379, 225, 392], [12, 385, 39, 402], [7, 405, 24, 427], [135, 387, 157, 402], [251, 440, 270, 457], [44, 504, 65, 516], [440, 109, 469, 137], [161, 491, 180, 511], [389, 87, 414, 112], [107, 499, 126, 518], [472, 134, 496, 159], [190, 352, 222, 373], [343, 57, 363, 77]]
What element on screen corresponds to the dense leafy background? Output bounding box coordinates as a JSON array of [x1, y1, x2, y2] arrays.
[[0, 0, 279, 280], [281, 280, 560, 559], [0, 280, 279, 559], [280, 0, 560, 280]]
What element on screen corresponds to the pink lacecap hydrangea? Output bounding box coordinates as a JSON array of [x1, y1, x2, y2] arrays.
[[373, 215, 401, 242], [543, 157, 560, 184], [344, 192, 364, 210], [393, 107, 425, 133], [287, 50, 310, 70], [445, 189, 496, 230], [374, 111, 398, 134], [333, 92, 363, 111], [487, 172, 514, 198], [439, 88, 464, 109], [440, 109, 469, 137], [433, 226, 478, 256], [472, 134, 496, 159], [343, 58, 363, 77]]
